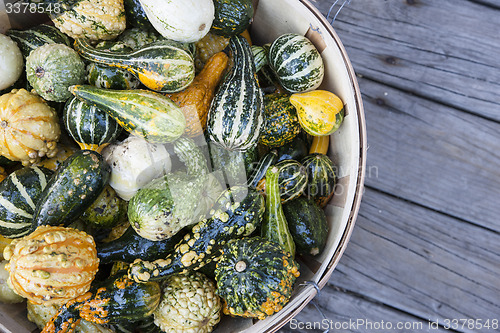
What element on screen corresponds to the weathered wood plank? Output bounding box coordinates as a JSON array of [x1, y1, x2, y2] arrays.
[[355, 77, 500, 231], [314, 0, 500, 121], [327, 188, 500, 331], [281, 287, 453, 332]]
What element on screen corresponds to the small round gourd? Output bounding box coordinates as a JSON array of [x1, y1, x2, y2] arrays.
[[215, 237, 300, 320], [301, 153, 336, 208], [290, 90, 344, 136], [3, 225, 99, 306], [63, 96, 122, 153], [268, 33, 324, 93], [26, 43, 86, 102], [256, 159, 308, 203], [0, 89, 61, 165], [153, 271, 221, 333], [259, 93, 301, 148], [0, 34, 23, 91], [0, 166, 53, 239]]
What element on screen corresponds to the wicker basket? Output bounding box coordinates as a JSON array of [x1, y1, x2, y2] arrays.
[[0, 0, 366, 332]]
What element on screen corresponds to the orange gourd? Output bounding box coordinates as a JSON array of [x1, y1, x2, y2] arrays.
[[0, 166, 6, 182], [167, 52, 229, 137], [3, 226, 99, 306], [0, 89, 60, 166]]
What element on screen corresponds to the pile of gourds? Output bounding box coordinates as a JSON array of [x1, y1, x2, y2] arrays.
[[0, 0, 345, 332]]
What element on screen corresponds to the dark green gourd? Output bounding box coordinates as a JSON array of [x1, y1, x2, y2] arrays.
[[74, 38, 195, 93], [127, 186, 265, 282], [301, 153, 336, 208], [211, 0, 254, 37], [206, 35, 264, 151], [97, 226, 185, 264], [31, 150, 110, 230], [0, 166, 53, 238], [283, 196, 328, 256], [41, 273, 161, 333]]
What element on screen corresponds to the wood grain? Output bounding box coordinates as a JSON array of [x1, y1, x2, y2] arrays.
[[314, 0, 500, 121], [281, 287, 453, 332], [328, 188, 500, 330], [356, 77, 500, 232]]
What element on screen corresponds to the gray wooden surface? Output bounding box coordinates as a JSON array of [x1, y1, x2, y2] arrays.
[[284, 0, 500, 332]]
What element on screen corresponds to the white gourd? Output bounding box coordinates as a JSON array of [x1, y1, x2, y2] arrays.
[[0, 34, 23, 91], [102, 135, 172, 201], [138, 0, 215, 43]]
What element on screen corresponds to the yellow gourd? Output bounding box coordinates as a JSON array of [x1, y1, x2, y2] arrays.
[[0, 89, 60, 166], [34, 143, 78, 171], [290, 90, 344, 136], [167, 52, 229, 137], [3, 226, 99, 306]]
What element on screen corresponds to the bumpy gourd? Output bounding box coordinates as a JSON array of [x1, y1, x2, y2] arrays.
[[0, 260, 25, 303], [167, 52, 229, 137], [194, 32, 230, 71], [0, 89, 61, 165], [80, 185, 128, 229], [3, 226, 99, 306], [290, 90, 344, 136], [215, 237, 300, 320], [26, 44, 86, 102], [50, 0, 126, 41], [153, 271, 221, 333], [34, 143, 79, 171]]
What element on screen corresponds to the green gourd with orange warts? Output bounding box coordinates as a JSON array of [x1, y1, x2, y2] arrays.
[[214, 237, 300, 320], [259, 93, 301, 148], [41, 272, 161, 333]]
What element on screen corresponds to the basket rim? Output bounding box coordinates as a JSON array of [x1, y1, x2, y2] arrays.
[[259, 0, 367, 331]]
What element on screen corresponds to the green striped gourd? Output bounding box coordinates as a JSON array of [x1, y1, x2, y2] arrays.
[[273, 159, 308, 203], [0, 166, 53, 238], [6, 24, 71, 58], [63, 96, 122, 153], [268, 33, 324, 93], [74, 38, 195, 93], [301, 153, 336, 208], [207, 36, 264, 151], [86, 41, 140, 90], [261, 164, 296, 257], [251, 45, 268, 72], [69, 85, 186, 144]]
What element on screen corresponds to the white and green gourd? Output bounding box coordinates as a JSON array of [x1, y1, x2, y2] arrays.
[[268, 33, 324, 93]]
